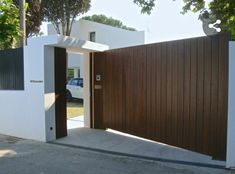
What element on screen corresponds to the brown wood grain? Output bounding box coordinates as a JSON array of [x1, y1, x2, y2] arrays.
[[92, 34, 229, 160], [54, 47, 67, 138], [92, 52, 105, 129]]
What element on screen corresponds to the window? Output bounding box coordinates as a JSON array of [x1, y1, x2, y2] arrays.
[[70, 79, 78, 86], [78, 79, 83, 87], [67, 69, 74, 82], [89, 32, 96, 42]]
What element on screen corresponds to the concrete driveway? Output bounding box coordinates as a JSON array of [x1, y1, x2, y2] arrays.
[[55, 128, 225, 167], [0, 134, 234, 174]]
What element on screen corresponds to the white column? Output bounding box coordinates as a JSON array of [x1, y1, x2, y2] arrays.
[[80, 57, 85, 78], [83, 52, 91, 128], [226, 41, 235, 169]]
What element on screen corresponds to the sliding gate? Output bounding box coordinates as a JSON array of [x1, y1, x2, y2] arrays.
[[91, 34, 230, 160]]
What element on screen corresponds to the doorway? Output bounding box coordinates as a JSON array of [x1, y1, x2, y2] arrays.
[[66, 52, 85, 130], [54, 47, 92, 139]]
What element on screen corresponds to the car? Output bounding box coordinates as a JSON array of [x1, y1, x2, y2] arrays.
[[66, 78, 83, 100]]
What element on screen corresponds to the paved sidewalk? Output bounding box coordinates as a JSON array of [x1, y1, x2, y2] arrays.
[[0, 134, 233, 174], [67, 116, 84, 129]]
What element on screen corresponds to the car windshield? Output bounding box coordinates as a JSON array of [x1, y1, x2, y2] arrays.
[[78, 79, 83, 87], [69, 79, 78, 86], [69, 78, 83, 87]]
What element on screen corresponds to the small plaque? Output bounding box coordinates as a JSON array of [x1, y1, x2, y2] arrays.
[[94, 85, 102, 89], [30, 80, 43, 83]]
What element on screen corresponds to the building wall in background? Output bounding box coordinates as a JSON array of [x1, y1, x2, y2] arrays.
[[48, 19, 145, 49], [48, 19, 145, 78]]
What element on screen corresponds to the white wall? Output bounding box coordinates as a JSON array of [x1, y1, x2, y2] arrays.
[[67, 52, 84, 78], [83, 52, 90, 128], [48, 19, 145, 72], [44, 46, 56, 141], [0, 35, 108, 142], [226, 41, 235, 169], [0, 42, 47, 141], [48, 19, 145, 49]]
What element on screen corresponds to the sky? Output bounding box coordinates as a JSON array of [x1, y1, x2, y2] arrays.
[[41, 0, 208, 44]]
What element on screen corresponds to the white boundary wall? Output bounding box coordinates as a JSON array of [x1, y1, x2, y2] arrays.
[[0, 38, 52, 141], [226, 41, 235, 169], [0, 35, 108, 142]]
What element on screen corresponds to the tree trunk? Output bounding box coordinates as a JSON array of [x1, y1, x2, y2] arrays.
[[66, 18, 70, 36], [19, 0, 26, 46]]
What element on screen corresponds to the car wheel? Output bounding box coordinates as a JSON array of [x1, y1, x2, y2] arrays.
[[66, 90, 72, 101]]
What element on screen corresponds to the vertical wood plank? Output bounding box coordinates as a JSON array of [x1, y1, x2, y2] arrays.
[[146, 45, 155, 140], [203, 37, 212, 155], [217, 34, 229, 160], [160, 42, 167, 142], [177, 40, 185, 147], [211, 36, 219, 158], [189, 38, 197, 150], [54, 47, 67, 138], [93, 52, 105, 129], [196, 37, 204, 153], [172, 41, 178, 145], [93, 34, 229, 159], [183, 39, 191, 149], [166, 42, 173, 145], [155, 44, 162, 141]]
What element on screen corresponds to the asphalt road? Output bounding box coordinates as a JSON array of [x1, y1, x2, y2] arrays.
[[0, 134, 234, 174]]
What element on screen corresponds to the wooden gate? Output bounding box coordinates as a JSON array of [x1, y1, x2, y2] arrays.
[[54, 47, 67, 138], [91, 34, 230, 160]]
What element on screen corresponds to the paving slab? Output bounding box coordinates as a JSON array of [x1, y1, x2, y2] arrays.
[[54, 127, 225, 168], [67, 116, 84, 129]]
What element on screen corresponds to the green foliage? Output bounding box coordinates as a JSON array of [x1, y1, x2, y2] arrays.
[[0, 0, 22, 49], [41, 0, 91, 36], [182, 0, 205, 14], [133, 0, 156, 14], [82, 14, 136, 31], [182, 0, 235, 39], [13, 0, 42, 37], [133, 0, 235, 39]]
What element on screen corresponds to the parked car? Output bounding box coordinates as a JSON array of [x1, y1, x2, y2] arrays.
[[66, 78, 83, 100]]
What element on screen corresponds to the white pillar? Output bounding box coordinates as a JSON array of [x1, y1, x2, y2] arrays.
[[226, 41, 235, 169], [80, 58, 85, 78], [83, 52, 91, 128], [44, 46, 56, 142]]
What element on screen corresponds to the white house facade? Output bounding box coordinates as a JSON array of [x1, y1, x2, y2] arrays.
[[47, 19, 145, 79]]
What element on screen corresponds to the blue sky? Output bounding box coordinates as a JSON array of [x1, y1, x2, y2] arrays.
[[41, 0, 208, 43]]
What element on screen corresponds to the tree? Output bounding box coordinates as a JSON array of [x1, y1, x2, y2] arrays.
[[13, 0, 43, 37], [133, 0, 235, 38], [82, 14, 136, 31], [133, 0, 156, 14], [182, 0, 235, 38], [0, 0, 22, 49], [41, 0, 90, 36]]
